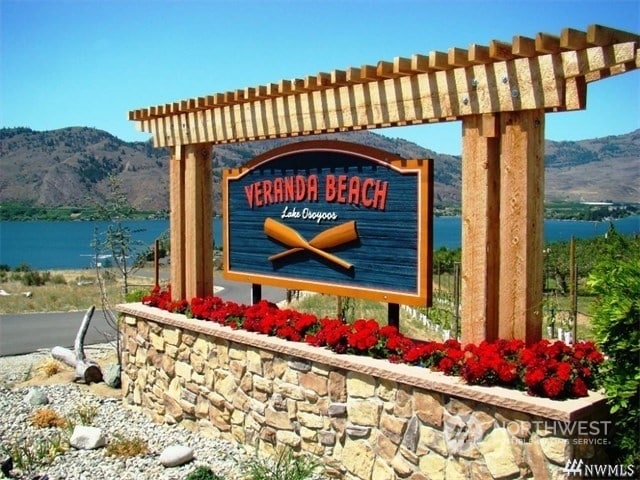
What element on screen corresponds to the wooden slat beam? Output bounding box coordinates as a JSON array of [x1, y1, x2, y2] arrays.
[[346, 67, 363, 83], [561, 28, 588, 50], [130, 24, 639, 129], [489, 40, 515, 60], [377, 61, 397, 78], [141, 50, 581, 147], [449, 47, 470, 67], [411, 54, 431, 72], [429, 50, 449, 70], [536, 33, 562, 54], [469, 44, 490, 64], [562, 41, 636, 77], [393, 56, 414, 74], [331, 69, 347, 85], [360, 64, 378, 80], [587, 24, 640, 46], [512, 36, 536, 57]]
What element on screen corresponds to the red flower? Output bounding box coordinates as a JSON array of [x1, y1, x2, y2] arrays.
[[138, 287, 604, 400], [524, 367, 546, 388], [542, 377, 565, 399], [571, 377, 588, 397], [556, 362, 573, 382]]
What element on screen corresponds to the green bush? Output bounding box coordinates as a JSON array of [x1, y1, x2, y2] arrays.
[[125, 287, 151, 303], [13, 262, 32, 272], [50, 273, 67, 285], [21, 270, 51, 286], [588, 228, 640, 466], [240, 446, 322, 480], [184, 466, 224, 480]]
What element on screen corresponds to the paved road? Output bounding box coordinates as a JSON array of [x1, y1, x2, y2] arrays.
[[0, 277, 287, 357]]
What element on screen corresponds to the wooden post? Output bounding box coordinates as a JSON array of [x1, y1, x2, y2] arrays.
[[154, 239, 160, 287], [388, 303, 400, 328], [252, 284, 262, 305], [498, 110, 545, 343], [185, 144, 214, 300], [170, 146, 186, 300], [460, 114, 500, 344], [170, 143, 214, 301]]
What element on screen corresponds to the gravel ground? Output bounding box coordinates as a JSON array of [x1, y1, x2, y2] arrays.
[[0, 346, 301, 480]]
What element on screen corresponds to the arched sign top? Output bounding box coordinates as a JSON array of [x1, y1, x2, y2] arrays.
[[238, 140, 417, 176], [223, 140, 434, 306]]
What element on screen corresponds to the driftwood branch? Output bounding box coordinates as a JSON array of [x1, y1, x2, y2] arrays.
[[52, 306, 103, 384]]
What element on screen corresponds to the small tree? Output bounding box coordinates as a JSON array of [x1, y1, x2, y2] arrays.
[[91, 175, 147, 368], [94, 175, 146, 297], [587, 226, 640, 466]]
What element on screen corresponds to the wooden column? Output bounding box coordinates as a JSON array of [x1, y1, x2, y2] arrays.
[[170, 143, 214, 301], [498, 110, 545, 343], [460, 114, 500, 344], [461, 111, 545, 344], [169, 146, 186, 300]]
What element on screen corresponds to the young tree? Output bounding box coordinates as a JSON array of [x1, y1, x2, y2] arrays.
[[91, 175, 146, 371]]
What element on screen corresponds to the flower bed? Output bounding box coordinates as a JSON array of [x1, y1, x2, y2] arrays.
[[142, 286, 603, 401]]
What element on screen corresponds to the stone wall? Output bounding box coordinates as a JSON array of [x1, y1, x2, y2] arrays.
[[117, 304, 608, 480]]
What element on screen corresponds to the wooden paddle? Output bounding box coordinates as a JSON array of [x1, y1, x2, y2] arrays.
[[264, 218, 354, 270], [268, 220, 358, 262]]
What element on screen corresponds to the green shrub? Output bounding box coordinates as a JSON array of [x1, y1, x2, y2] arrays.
[[125, 287, 151, 303], [50, 273, 67, 285], [0, 433, 68, 474], [14, 262, 32, 272], [184, 466, 225, 480], [21, 270, 51, 286], [240, 446, 322, 480], [588, 228, 640, 466]]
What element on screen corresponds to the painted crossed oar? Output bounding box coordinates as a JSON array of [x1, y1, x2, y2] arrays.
[[264, 218, 357, 270]]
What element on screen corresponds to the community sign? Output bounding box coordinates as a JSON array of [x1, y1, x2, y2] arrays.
[[222, 140, 433, 306]]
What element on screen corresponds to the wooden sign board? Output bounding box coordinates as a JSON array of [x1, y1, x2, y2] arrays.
[[223, 140, 433, 306]]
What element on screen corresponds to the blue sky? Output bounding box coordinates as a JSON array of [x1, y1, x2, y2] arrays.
[[1, 0, 638, 155]]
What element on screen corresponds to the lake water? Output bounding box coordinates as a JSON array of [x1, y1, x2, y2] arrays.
[[0, 216, 638, 270]]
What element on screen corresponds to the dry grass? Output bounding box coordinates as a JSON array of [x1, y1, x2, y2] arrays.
[[105, 435, 149, 458], [30, 408, 68, 429], [0, 268, 160, 314], [34, 359, 65, 378]]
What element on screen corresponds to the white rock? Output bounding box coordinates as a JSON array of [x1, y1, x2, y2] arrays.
[[25, 387, 49, 406], [70, 425, 106, 450], [159, 444, 194, 467]]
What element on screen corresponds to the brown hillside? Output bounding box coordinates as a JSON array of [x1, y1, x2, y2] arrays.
[[0, 127, 638, 211]]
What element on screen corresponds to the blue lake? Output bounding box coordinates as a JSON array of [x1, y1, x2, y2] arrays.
[[0, 216, 638, 270]]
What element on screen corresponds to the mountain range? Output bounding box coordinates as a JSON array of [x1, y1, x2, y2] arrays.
[[1, 126, 638, 214]]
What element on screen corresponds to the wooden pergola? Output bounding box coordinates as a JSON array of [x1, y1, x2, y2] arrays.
[[129, 24, 639, 344]]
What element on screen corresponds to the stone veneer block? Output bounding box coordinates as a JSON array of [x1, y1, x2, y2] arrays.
[[347, 371, 376, 398], [477, 428, 520, 479]]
